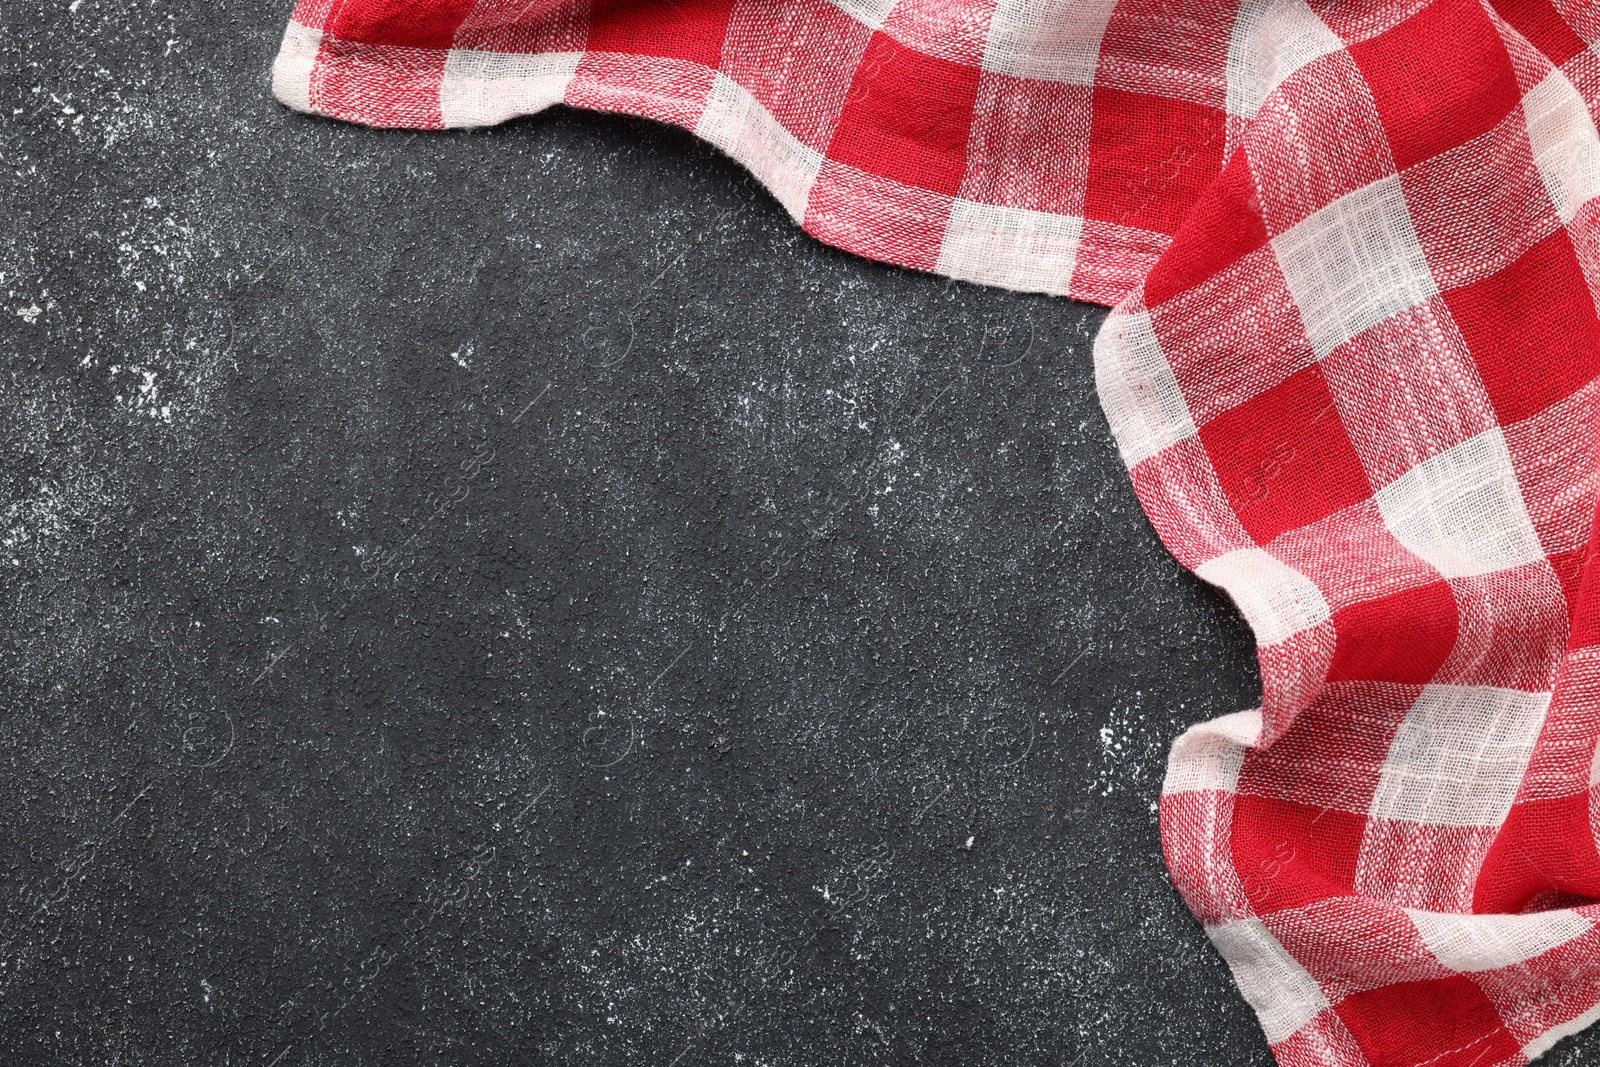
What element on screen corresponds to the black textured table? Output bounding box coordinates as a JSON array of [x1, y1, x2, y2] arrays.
[[8, 5, 1588, 1067]]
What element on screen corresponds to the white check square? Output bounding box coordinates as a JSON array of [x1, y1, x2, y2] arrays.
[[1195, 547, 1330, 647], [1273, 175, 1438, 358], [824, 0, 896, 32], [1375, 428, 1544, 580], [440, 51, 583, 128], [936, 200, 1082, 294], [1407, 908, 1592, 973], [1164, 710, 1263, 795], [1225, 0, 1343, 120], [1523, 68, 1600, 225], [981, 0, 1119, 85], [1369, 684, 1551, 828]]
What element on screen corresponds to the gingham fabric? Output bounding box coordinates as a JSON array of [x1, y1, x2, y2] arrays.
[[272, 2, 1600, 1064]]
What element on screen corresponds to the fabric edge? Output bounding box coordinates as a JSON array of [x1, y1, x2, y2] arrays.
[[263, 29, 1158, 307]]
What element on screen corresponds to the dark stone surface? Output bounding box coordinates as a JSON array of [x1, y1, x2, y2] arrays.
[[4, 4, 1588, 1067]]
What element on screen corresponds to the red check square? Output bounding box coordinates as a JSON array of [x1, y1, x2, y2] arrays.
[[1232, 794, 1366, 914], [328, 0, 477, 49], [1335, 976, 1521, 1067], [1446, 228, 1600, 427], [1328, 581, 1457, 686], [588, 0, 737, 67], [1144, 149, 1269, 308], [827, 32, 982, 197], [1349, 0, 1521, 172], [1473, 793, 1600, 912], [1083, 87, 1225, 237], [1201, 365, 1373, 545]]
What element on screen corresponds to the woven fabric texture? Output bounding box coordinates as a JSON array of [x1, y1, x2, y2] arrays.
[[272, 2, 1600, 1065]]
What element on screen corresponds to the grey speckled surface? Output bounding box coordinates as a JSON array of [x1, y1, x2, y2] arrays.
[[7, 5, 1592, 1067]]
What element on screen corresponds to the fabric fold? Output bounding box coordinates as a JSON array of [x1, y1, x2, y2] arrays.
[[271, 1, 1600, 1063]]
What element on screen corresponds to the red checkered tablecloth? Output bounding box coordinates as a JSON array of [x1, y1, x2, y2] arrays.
[[274, 3, 1600, 1064]]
